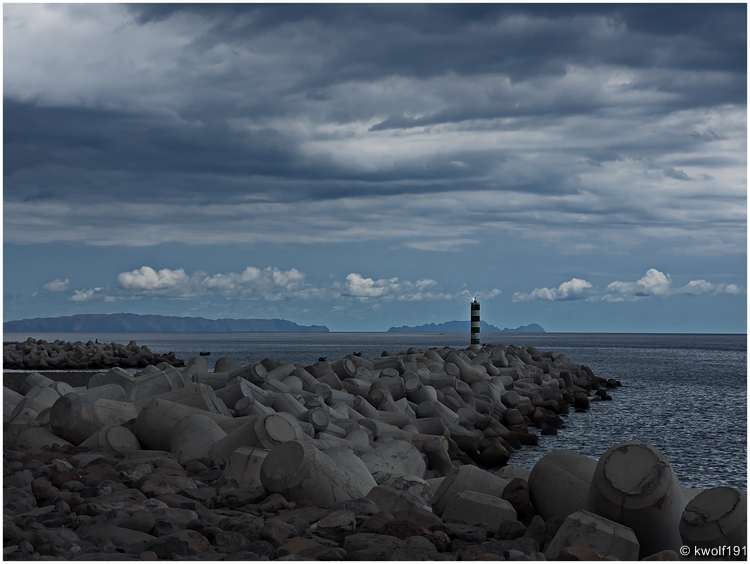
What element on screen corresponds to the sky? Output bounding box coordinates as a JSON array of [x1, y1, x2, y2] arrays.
[[3, 3, 747, 333]]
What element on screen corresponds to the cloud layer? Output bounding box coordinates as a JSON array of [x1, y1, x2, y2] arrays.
[[3, 4, 746, 258], [513, 269, 743, 303], [66, 265, 501, 306]]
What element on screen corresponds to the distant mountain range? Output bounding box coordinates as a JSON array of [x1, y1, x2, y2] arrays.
[[387, 320, 545, 333], [3, 313, 329, 333]]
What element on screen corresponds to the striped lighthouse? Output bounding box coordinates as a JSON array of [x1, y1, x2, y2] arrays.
[[470, 298, 481, 345]]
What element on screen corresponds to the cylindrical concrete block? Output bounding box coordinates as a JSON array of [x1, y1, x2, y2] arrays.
[[433, 464, 509, 516], [345, 428, 374, 454], [19, 372, 55, 395], [324, 446, 378, 493], [528, 449, 597, 521], [422, 436, 455, 477], [49, 393, 138, 445], [330, 357, 358, 380], [79, 424, 140, 455], [134, 398, 230, 451], [305, 407, 330, 432], [234, 395, 275, 417], [4, 386, 23, 422], [229, 362, 268, 385], [87, 367, 136, 399], [208, 412, 306, 459], [214, 356, 236, 373], [290, 366, 319, 391], [360, 439, 426, 478], [184, 356, 209, 377], [192, 370, 236, 390], [16, 426, 73, 449], [376, 409, 412, 429], [413, 416, 448, 437], [267, 363, 297, 381], [360, 418, 410, 441], [272, 393, 308, 419], [352, 396, 380, 419], [261, 440, 373, 506], [588, 441, 688, 558], [75, 383, 128, 402], [131, 369, 182, 401], [406, 380, 438, 404], [679, 487, 747, 552], [171, 413, 228, 464], [341, 378, 372, 397], [214, 377, 256, 410], [416, 400, 460, 426]]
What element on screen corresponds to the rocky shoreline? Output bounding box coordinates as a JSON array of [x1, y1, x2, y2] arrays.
[[4, 342, 745, 560]]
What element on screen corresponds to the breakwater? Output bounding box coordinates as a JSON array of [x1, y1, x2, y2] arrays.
[[4, 342, 745, 560], [4, 337, 184, 370]]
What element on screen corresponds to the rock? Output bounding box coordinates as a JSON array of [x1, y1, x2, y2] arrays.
[[309, 509, 356, 542], [496, 519, 527, 541], [437, 522, 488, 544], [557, 545, 619, 560], [261, 519, 298, 548], [82, 525, 157, 550], [135, 474, 198, 497], [4, 487, 38, 514], [212, 530, 253, 553], [502, 478, 536, 525], [343, 532, 407, 554]]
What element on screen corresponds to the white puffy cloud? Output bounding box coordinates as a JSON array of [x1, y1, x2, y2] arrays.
[[70, 287, 101, 302], [512, 278, 594, 302], [345, 273, 452, 301], [118, 266, 192, 295], [43, 278, 70, 292], [200, 267, 312, 300], [606, 268, 672, 299], [603, 269, 744, 301], [723, 284, 743, 295]]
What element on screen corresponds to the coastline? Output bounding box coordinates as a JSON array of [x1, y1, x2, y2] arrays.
[[4, 339, 745, 560]]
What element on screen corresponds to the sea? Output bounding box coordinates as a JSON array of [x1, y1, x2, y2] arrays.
[[4, 331, 747, 491]]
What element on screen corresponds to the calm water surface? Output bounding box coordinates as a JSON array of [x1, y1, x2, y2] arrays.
[[5, 332, 746, 490]]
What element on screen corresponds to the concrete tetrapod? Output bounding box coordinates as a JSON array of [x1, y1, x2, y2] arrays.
[[442, 490, 517, 529], [134, 398, 230, 451], [49, 393, 138, 445], [528, 448, 597, 520], [260, 440, 373, 507], [432, 464, 510, 517], [170, 413, 228, 464], [79, 424, 140, 455], [588, 440, 688, 559], [679, 486, 747, 553], [544, 509, 640, 561], [207, 413, 305, 460]]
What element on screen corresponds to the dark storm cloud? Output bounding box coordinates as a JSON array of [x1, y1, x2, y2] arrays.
[[3, 3, 746, 250]]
